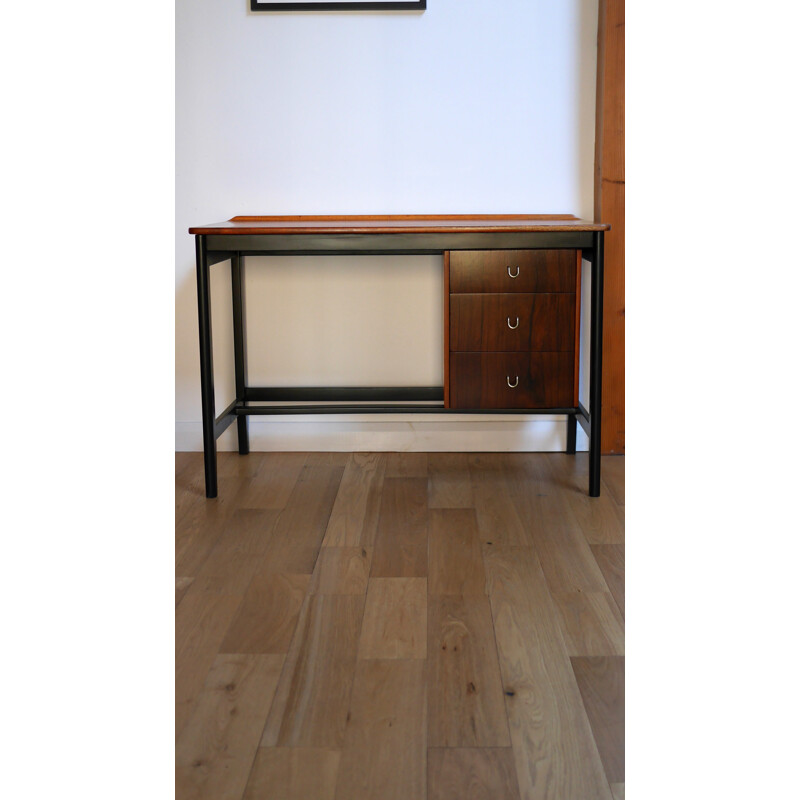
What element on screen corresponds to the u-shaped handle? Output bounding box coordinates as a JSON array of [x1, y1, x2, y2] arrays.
[[507, 316, 519, 329], [507, 376, 519, 388], [507, 266, 519, 278]]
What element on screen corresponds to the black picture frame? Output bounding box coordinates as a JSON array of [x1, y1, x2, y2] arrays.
[[251, 0, 425, 10]]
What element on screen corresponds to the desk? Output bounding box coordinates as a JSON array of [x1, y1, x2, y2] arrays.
[[189, 215, 608, 498]]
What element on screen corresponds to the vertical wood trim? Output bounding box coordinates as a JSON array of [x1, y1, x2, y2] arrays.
[[443, 251, 450, 409], [595, 0, 625, 454], [574, 250, 582, 407]]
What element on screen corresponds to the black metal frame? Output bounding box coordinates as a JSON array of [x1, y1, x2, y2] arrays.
[[194, 229, 604, 498], [251, 1, 425, 11]]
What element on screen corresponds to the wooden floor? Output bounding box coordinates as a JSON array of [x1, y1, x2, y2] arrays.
[[176, 451, 624, 800]]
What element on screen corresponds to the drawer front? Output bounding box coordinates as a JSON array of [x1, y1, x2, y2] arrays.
[[450, 293, 575, 352], [449, 352, 574, 409], [449, 249, 577, 293]]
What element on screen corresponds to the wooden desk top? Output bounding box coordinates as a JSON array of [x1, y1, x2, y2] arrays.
[[189, 214, 610, 236]]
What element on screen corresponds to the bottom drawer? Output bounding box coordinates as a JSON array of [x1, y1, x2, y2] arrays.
[[449, 352, 574, 409]]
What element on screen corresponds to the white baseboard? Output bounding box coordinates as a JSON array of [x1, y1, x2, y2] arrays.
[[175, 415, 589, 452]]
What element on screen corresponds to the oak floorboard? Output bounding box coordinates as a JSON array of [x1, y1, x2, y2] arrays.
[[483, 546, 611, 800], [428, 594, 511, 748], [243, 748, 341, 800], [321, 452, 386, 548], [505, 457, 609, 594], [550, 591, 624, 656], [176, 577, 195, 608], [570, 656, 625, 784], [429, 452, 474, 508], [544, 455, 624, 545], [469, 454, 531, 546], [176, 653, 284, 800], [358, 577, 427, 659], [305, 452, 350, 467], [219, 573, 310, 654], [427, 747, 521, 800], [260, 465, 344, 574], [175, 591, 245, 740], [370, 478, 428, 578], [429, 508, 487, 596], [334, 660, 426, 800], [188, 509, 280, 595], [385, 452, 428, 478], [175, 478, 243, 576], [231, 452, 306, 509], [261, 594, 364, 748], [591, 545, 625, 618], [600, 456, 625, 506], [310, 546, 372, 595]]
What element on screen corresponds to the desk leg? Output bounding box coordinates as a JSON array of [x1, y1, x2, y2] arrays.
[[566, 415, 577, 454], [589, 231, 605, 497], [231, 252, 249, 455], [195, 235, 218, 498]]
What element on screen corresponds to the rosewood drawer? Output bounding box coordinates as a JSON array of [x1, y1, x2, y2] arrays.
[[449, 352, 575, 409], [450, 293, 575, 352], [449, 249, 577, 294]]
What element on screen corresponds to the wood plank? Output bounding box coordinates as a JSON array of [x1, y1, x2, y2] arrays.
[[305, 452, 350, 467], [334, 659, 426, 800], [428, 594, 511, 748], [231, 452, 306, 509], [595, 0, 625, 454], [428, 508, 486, 596], [310, 547, 372, 595], [176, 654, 284, 800], [550, 591, 624, 657], [505, 456, 609, 593], [370, 478, 428, 578], [545, 454, 624, 545], [571, 656, 625, 784], [591, 544, 625, 618], [428, 748, 521, 800], [243, 748, 340, 800], [483, 546, 612, 800], [601, 455, 625, 506], [470, 454, 530, 546], [428, 452, 473, 508], [175, 591, 248, 739], [218, 573, 310, 654], [261, 464, 344, 574], [190, 509, 280, 595], [358, 578, 427, 659], [176, 576, 194, 608], [321, 452, 386, 548], [385, 452, 428, 478], [262, 595, 363, 748]]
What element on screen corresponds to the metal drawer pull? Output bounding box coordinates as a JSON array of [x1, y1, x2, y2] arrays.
[[507, 316, 519, 329], [507, 266, 519, 278], [507, 376, 519, 388]]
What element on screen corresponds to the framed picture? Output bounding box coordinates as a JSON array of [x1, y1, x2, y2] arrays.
[[251, 1, 425, 10]]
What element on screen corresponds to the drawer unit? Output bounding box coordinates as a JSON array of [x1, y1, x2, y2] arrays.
[[445, 249, 580, 410], [449, 249, 577, 294]]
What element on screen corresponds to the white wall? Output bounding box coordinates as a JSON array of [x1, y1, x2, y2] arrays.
[[176, 0, 598, 451]]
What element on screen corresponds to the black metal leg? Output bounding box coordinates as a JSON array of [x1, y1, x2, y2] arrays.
[[195, 235, 218, 498], [231, 252, 250, 455], [566, 414, 577, 454], [588, 231, 605, 497]]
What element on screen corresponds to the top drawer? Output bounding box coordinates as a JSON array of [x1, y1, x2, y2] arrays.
[[449, 249, 577, 293]]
